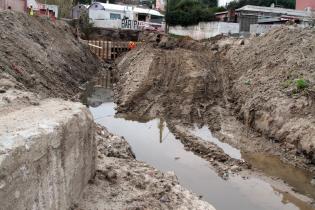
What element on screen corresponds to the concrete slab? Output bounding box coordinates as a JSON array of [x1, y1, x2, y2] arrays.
[[0, 99, 96, 210]]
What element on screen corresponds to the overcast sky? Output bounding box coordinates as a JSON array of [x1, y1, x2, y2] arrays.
[[218, 0, 233, 6]]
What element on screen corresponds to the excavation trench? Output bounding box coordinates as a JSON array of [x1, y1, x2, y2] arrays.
[[85, 85, 315, 210]]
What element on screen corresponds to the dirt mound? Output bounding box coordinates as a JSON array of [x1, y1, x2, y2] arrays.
[[113, 27, 315, 166], [0, 11, 101, 99], [113, 37, 235, 128], [77, 125, 216, 210], [228, 27, 315, 163]]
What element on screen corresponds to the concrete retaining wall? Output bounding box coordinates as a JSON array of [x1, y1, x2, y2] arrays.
[[169, 22, 240, 40], [250, 24, 280, 34], [0, 99, 96, 210]]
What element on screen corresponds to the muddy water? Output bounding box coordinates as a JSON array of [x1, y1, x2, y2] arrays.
[[88, 88, 314, 210], [189, 125, 242, 160], [243, 153, 315, 201]]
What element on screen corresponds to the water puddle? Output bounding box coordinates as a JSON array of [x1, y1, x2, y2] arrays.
[[87, 87, 315, 210], [189, 125, 242, 160], [243, 153, 315, 201]]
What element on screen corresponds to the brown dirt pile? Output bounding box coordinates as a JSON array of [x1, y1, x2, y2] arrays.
[[113, 27, 315, 165], [77, 125, 216, 210], [0, 11, 101, 100], [228, 27, 315, 163], [113, 36, 238, 129]]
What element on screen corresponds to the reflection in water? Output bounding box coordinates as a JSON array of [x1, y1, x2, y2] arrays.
[[274, 188, 315, 210], [159, 119, 165, 143], [90, 100, 315, 210], [190, 125, 242, 160], [243, 153, 315, 201]]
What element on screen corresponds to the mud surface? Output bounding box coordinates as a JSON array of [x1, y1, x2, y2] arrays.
[[113, 27, 315, 168], [112, 27, 315, 208], [77, 125, 215, 210], [88, 87, 315, 210]]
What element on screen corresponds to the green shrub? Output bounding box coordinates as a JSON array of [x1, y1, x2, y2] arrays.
[[79, 13, 94, 39], [295, 79, 309, 90], [227, 0, 295, 10]]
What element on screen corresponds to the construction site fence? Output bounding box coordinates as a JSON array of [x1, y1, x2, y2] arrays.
[[87, 40, 141, 60]]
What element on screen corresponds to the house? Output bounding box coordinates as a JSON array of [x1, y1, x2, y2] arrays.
[[0, 0, 58, 18], [215, 10, 237, 22], [236, 5, 312, 32], [89, 2, 164, 30], [296, 0, 315, 11], [71, 4, 89, 19], [0, 0, 26, 12]]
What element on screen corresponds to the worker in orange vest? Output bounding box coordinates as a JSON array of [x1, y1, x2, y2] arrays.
[[128, 41, 136, 50]]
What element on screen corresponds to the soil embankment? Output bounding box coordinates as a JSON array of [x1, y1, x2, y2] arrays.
[[114, 28, 315, 168], [113, 28, 315, 206], [0, 11, 100, 99], [0, 11, 216, 210], [228, 27, 315, 165]]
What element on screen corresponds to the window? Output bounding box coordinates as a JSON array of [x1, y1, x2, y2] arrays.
[[110, 13, 121, 20]]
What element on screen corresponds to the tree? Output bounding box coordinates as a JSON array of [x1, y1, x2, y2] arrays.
[[72, 0, 91, 5], [201, 0, 218, 7], [165, 0, 217, 26], [227, 0, 296, 9]]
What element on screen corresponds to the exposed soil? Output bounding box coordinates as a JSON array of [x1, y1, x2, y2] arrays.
[[76, 125, 216, 210], [228, 27, 315, 165], [112, 26, 315, 203], [0, 11, 101, 100], [113, 26, 315, 168], [0, 11, 220, 210]]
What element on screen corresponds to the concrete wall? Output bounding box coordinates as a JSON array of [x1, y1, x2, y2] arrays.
[[0, 99, 96, 210], [169, 22, 239, 40]]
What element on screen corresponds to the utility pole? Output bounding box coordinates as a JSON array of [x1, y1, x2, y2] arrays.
[[165, 0, 169, 33], [45, 0, 48, 17]]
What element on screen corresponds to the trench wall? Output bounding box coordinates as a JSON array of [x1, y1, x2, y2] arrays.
[[0, 99, 96, 210]]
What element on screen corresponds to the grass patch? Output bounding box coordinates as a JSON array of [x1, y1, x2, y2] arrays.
[[295, 79, 309, 90]]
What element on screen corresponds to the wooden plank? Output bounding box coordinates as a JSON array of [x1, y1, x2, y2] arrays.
[[106, 41, 109, 60], [97, 40, 100, 58], [102, 40, 105, 60]]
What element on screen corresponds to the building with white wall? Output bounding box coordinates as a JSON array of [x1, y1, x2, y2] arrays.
[[89, 2, 164, 30], [71, 4, 89, 19], [0, 0, 58, 17]]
